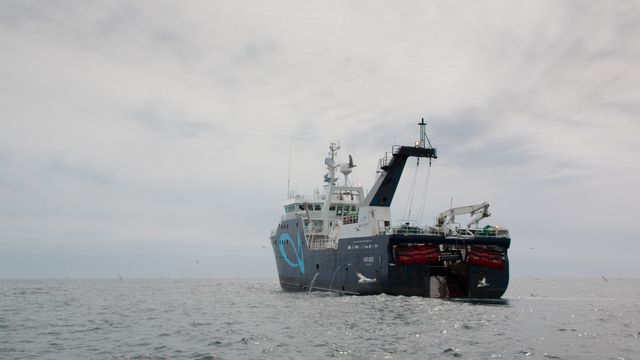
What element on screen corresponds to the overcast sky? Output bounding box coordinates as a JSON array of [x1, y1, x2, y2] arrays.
[[1, 1, 638, 278]]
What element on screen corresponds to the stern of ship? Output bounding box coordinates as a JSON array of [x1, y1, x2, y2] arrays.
[[383, 233, 510, 298]]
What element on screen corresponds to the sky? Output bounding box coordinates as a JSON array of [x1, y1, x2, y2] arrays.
[[1, 0, 638, 279]]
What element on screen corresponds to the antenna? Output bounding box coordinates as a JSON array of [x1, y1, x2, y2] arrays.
[[325, 142, 340, 186], [340, 154, 356, 186], [287, 140, 292, 199]]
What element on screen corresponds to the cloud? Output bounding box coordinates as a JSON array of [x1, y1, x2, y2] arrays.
[[1, 0, 639, 278]]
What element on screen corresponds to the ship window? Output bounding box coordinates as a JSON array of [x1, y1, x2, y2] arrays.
[[314, 204, 321, 211], [329, 205, 335, 211], [316, 264, 319, 270]]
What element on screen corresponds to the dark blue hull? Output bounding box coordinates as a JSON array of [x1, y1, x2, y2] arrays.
[[271, 218, 510, 299]]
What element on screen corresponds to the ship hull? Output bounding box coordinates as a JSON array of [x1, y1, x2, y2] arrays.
[[271, 218, 510, 299]]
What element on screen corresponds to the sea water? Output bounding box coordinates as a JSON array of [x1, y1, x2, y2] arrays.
[[1, 278, 638, 359]]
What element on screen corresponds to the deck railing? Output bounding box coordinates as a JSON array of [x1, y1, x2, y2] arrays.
[[308, 237, 338, 250], [379, 225, 510, 238]]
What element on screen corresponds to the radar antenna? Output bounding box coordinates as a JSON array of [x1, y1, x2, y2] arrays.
[[340, 154, 357, 185]]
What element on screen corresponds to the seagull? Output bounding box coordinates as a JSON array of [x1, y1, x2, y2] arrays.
[[356, 272, 377, 284], [477, 277, 490, 288], [602, 275, 608, 282]]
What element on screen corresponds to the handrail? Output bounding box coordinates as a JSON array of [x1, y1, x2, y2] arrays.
[[372, 225, 510, 238]]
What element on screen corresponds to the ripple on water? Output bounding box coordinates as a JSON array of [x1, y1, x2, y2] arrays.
[[442, 347, 463, 357], [0, 279, 639, 359], [543, 353, 562, 359]]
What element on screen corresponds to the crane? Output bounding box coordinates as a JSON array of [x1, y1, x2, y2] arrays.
[[435, 202, 491, 235]]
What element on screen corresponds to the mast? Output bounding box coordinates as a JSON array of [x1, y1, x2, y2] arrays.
[[419, 118, 433, 149], [324, 142, 340, 187], [419, 118, 426, 148]]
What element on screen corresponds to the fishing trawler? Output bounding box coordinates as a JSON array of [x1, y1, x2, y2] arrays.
[[269, 120, 510, 298]]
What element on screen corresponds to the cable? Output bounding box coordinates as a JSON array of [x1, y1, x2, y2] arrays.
[[417, 159, 432, 226], [404, 159, 420, 220]]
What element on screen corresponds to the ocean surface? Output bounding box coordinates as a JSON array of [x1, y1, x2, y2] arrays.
[[1, 278, 638, 360]]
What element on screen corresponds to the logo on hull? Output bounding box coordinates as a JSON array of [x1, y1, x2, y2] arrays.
[[278, 232, 305, 274]]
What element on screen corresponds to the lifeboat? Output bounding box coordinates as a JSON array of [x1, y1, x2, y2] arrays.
[[394, 244, 440, 265], [467, 246, 505, 269]]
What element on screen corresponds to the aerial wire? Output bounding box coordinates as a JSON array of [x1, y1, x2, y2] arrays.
[[287, 139, 292, 199]]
